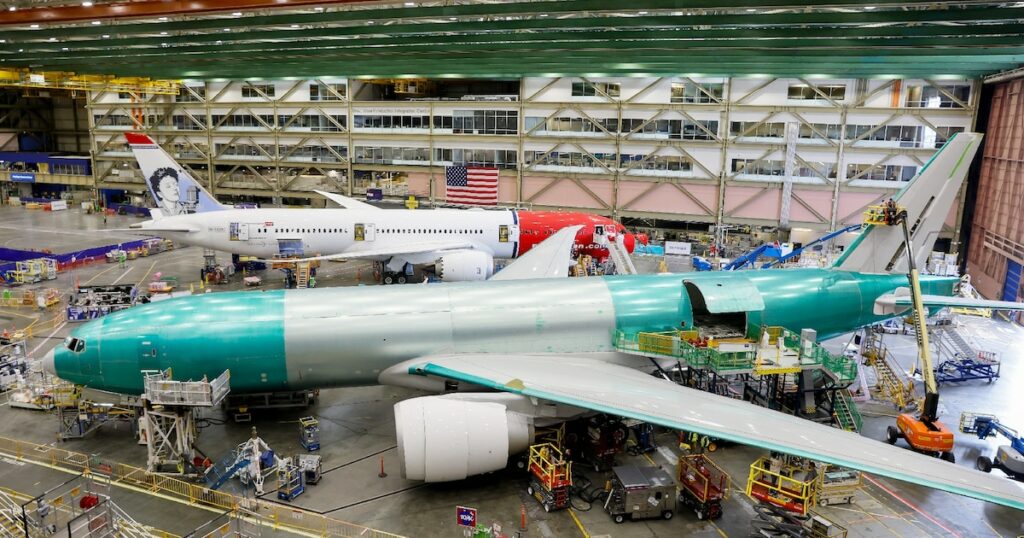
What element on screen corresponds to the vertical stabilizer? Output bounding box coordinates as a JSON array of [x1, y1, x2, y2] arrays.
[[833, 132, 983, 274], [126, 132, 227, 216]]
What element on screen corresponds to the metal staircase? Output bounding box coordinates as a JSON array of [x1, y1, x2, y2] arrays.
[[942, 326, 977, 359], [607, 237, 637, 275], [0, 490, 24, 537], [205, 454, 251, 491], [832, 389, 862, 432], [862, 332, 916, 410]]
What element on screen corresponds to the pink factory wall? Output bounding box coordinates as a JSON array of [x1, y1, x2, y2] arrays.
[[725, 187, 780, 220], [836, 192, 886, 226], [406, 172, 431, 196], [617, 181, 718, 217], [522, 176, 613, 210]]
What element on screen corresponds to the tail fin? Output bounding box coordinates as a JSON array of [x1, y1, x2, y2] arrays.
[[833, 132, 983, 274], [126, 132, 227, 216]]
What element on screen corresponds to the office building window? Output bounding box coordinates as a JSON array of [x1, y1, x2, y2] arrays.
[[787, 83, 846, 101], [572, 82, 620, 97]]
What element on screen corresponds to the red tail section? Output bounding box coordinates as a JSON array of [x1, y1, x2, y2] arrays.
[[515, 211, 635, 260]]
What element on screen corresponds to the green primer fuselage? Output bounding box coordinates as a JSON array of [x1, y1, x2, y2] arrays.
[[52, 269, 956, 395]]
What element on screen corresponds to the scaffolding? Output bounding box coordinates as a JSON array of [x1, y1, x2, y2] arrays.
[[616, 323, 860, 429], [51, 384, 135, 441], [141, 369, 230, 475]]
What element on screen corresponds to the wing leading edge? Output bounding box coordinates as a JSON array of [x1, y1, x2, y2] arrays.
[[407, 354, 1024, 511], [875, 290, 1024, 315]]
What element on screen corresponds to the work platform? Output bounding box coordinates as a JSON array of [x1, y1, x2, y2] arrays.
[[615, 323, 858, 383], [615, 323, 862, 430]]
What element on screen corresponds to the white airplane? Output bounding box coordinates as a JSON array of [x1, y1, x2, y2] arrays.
[[125, 132, 640, 282]]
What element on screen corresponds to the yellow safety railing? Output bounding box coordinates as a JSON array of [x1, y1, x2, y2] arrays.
[[745, 455, 817, 516], [0, 436, 405, 538], [637, 331, 679, 356], [9, 312, 67, 341]]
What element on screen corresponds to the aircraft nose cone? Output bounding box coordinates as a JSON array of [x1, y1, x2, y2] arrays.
[[41, 348, 56, 376], [623, 233, 636, 253]]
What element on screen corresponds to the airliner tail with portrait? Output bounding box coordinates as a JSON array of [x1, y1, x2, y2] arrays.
[[125, 132, 227, 217]]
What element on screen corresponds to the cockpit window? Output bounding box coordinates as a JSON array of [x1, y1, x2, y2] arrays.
[[64, 337, 85, 353]]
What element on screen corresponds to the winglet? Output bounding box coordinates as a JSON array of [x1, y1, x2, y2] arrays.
[[314, 190, 381, 211], [490, 225, 582, 281], [126, 131, 228, 217], [833, 132, 983, 274]]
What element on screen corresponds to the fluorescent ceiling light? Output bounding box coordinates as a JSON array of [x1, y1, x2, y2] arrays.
[[91, 20, 101, 25], [30, 24, 40, 28], [232, 12, 242, 16], [82, 1, 93, 6]]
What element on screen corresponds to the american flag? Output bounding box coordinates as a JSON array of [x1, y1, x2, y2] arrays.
[[445, 165, 499, 206]]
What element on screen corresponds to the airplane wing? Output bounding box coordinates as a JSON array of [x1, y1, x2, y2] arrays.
[[403, 354, 1024, 511], [256, 240, 478, 263], [314, 190, 381, 211], [911, 295, 1024, 310], [875, 290, 1024, 315]]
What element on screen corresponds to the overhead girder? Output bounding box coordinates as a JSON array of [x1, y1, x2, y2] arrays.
[[0, 2, 1020, 78], [6, 27, 1024, 58], [0, 1, 1016, 28], [6, 22, 1024, 53]]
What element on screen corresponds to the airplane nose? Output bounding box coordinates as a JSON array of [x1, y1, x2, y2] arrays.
[[623, 233, 636, 253], [41, 348, 56, 376]]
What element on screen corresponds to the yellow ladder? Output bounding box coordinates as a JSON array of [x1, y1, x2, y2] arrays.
[[864, 345, 915, 409], [296, 262, 310, 289]]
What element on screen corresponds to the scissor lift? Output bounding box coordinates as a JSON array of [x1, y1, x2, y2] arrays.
[[299, 416, 320, 451], [677, 454, 729, 520], [526, 443, 572, 512]]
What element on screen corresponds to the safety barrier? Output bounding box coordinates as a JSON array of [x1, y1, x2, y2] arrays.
[[0, 436, 405, 538], [7, 312, 67, 341]]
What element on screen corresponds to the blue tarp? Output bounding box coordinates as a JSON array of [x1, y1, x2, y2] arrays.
[[0, 238, 157, 277]]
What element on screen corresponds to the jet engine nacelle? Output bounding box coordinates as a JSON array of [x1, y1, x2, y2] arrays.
[[395, 397, 533, 481], [435, 251, 494, 281]]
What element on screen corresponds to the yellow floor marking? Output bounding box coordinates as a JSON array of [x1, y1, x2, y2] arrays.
[[83, 264, 118, 285], [567, 508, 589, 538]]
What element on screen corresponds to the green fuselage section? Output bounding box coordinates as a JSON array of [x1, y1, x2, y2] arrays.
[[51, 269, 956, 395]]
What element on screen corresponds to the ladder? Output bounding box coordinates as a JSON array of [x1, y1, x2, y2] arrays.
[[296, 262, 311, 288], [607, 236, 637, 275], [863, 340, 916, 410], [832, 389, 862, 432]]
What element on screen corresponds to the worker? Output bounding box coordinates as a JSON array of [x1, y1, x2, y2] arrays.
[[883, 198, 897, 225], [309, 275, 316, 288], [118, 251, 127, 268]]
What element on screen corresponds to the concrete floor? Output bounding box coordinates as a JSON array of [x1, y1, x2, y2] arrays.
[[0, 204, 1021, 537]]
